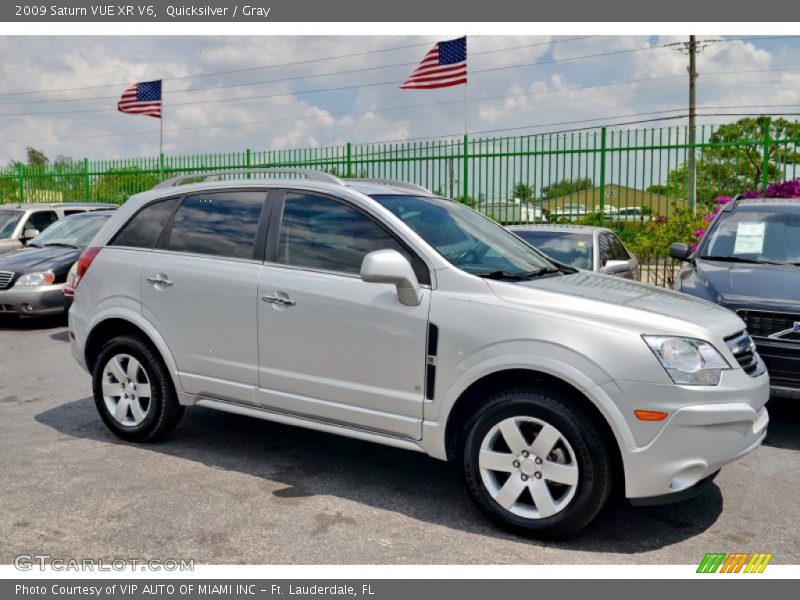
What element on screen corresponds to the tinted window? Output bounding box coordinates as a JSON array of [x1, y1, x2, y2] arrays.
[[605, 233, 630, 261], [112, 198, 179, 249], [277, 193, 415, 276], [26, 211, 58, 232], [514, 230, 593, 270], [167, 192, 265, 259], [599, 233, 612, 265]]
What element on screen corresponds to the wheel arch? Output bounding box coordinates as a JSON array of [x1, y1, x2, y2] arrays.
[[84, 313, 183, 398], [442, 368, 625, 490]]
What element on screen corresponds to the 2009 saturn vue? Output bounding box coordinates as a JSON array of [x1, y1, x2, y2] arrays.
[[68, 170, 769, 537]]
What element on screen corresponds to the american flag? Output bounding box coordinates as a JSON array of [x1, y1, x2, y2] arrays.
[[117, 80, 162, 118], [400, 37, 467, 90]]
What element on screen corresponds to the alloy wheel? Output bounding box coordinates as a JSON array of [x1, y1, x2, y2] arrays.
[[101, 353, 152, 427], [478, 416, 579, 519]]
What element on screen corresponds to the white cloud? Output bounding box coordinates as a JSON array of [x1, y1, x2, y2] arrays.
[[0, 35, 798, 167]]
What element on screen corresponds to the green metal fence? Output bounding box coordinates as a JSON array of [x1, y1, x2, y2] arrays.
[[2, 117, 799, 286]]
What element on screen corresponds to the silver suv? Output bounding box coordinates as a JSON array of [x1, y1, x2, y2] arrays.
[[68, 170, 769, 537]]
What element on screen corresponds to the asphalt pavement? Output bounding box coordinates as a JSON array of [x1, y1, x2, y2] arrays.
[[1, 315, 798, 564]]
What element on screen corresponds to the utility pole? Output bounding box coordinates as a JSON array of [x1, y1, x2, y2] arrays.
[[687, 35, 698, 214]]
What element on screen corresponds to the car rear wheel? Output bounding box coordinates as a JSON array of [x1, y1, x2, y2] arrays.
[[92, 335, 184, 442], [462, 388, 612, 538]]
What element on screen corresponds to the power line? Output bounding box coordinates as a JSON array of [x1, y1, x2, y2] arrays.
[[0, 37, 592, 107], [0, 42, 709, 118], [1, 75, 798, 147], [0, 36, 594, 102]]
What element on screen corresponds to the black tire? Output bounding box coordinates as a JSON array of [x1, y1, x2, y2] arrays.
[[92, 335, 184, 442], [461, 387, 612, 538]]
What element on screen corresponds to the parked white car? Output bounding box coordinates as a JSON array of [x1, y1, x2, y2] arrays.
[[508, 224, 639, 280], [552, 203, 588, 222], [68, 169, 768, 538]]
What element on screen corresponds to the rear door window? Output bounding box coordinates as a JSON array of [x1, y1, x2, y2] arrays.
[[166, 191, 267, 259]]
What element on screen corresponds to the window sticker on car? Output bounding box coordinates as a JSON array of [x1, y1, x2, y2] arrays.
[[733, 221, 766, 254], [576, 241, 587, 247]]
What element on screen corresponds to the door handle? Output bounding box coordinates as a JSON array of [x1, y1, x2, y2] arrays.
[[261, 293, 296, 307], [146, 275, 173, 287]]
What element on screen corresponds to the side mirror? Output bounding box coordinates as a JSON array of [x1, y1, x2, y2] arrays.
[[669, 242, 690, 261], [360, 249, 422, 307], [601, 259, 633, 274], [22, 228, 40, 243]]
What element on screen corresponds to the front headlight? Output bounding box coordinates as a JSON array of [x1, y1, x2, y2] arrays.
[[14, 271, 56, 287], [643, 336, 731, 386]]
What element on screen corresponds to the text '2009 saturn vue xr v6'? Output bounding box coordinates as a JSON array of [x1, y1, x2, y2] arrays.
[[68, 169, 769, 538]]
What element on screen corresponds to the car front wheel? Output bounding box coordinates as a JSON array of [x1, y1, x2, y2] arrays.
[[462, 388, 612, 538]]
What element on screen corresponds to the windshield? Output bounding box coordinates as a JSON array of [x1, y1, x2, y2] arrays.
[[30, 214, 110, 248], [370, 195, 556, 277], [513, 230, 593, 270], [700, 206, 800, 264], [0, 210, 22, 239]]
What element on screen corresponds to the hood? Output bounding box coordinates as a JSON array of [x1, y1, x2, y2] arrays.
[[487, 270, 745, 339], [695, 259, 800, 311], [0, 246, 81, 275]]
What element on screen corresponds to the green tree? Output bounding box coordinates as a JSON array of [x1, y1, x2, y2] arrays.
[[512, 182, 535, 202], [25, 147, 49, 166], [91, 167, 160, 204], [541, 177, 593, 199], [648, 117, 800, 207]]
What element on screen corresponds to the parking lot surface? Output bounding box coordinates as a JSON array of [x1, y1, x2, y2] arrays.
[[1, 316, 798, 565]]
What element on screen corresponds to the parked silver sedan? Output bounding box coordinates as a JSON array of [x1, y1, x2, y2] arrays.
[[508, 224, 639, 280]]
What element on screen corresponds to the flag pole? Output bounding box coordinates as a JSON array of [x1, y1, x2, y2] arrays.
[[464, 36, 468, 137], [159, 81, 164, 178]]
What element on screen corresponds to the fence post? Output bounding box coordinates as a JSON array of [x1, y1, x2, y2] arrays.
[[83, 158, 90, 202], [16, 162, 25, 203], [462, 134, 469, 202], [761, 116, 771, 189], [345, 142, 353, 178], [599, 126, 607, 216], [246, 148, 252, 179]]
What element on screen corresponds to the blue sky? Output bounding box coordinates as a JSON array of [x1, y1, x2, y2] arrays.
[[0, 35, 799, 163]]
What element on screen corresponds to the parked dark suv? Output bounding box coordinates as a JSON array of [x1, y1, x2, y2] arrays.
[[671, 197, 800, 398]]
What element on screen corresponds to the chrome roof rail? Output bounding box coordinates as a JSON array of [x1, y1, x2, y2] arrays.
[[346, 178, 432, 195], [153, 168, 345, 189]]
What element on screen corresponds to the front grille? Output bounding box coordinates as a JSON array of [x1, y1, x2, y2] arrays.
[[737, 309, 800, 341], [0, 271, 13, 290], [725, 330, 763, 377]]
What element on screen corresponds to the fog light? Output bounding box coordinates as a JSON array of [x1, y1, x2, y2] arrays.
[[21, 304, 34, 312]]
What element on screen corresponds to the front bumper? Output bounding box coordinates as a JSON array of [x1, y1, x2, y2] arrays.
[[0, 283, 68, 315], [601, 367, 770, 501]]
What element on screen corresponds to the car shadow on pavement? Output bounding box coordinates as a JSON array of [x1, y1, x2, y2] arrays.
[[35, 396, 724, 555], [764, 397, 800, 451]]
